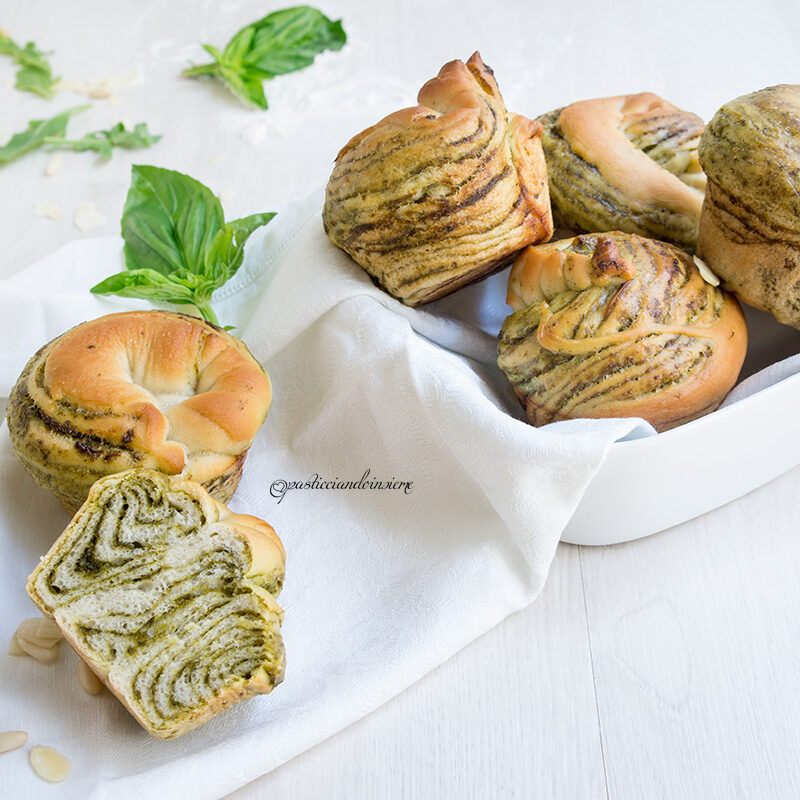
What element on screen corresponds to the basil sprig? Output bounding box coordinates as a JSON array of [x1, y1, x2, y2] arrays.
[[91, 165, 275, 327], [0, 31, 59, 98], [0, 106, 88, 166], [0, 111, 159, 166], [45, 122, 161, 160], [183, 6, 346, 109]]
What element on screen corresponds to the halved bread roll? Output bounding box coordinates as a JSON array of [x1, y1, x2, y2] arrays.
[[499, 232, 747, 431], [323, 52, 553, 306], [7, 310, 271, 513], [27, 469, 286, 739]]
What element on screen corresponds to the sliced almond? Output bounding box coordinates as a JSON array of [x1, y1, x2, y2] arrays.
[[35, 618, 63, 645], [693, 255, 721, 287], [0, 731, 27, 754], [15, 637, 59, 664], [78, 659, 104, 695], [33, 201, 64, 221], [8, 633, 25, 656], [29, 745, 71, 783], [73, 201, 106, 233]]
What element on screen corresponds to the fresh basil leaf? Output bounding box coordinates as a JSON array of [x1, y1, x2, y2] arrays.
[[95, 165, 277, 326], [0, 106, 88, 166], [45, 122, 161, 160], [203, 212, 276, 283], [219, 64, 268, 109], [91, 268, 197, 304], [121, 165, 224, 277], [182, 5, 346, 109], [243, 7, 346, 76], [0, 33, 58, 98]]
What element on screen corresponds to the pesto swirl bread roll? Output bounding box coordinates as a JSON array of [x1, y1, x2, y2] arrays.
[[7, 310, 271, 513], [499, 232, 747, 431], [539, 93, 706, 251], [697, 85, 800, 329], [322, 52, 553, 306], [27, 469, 286, 739]]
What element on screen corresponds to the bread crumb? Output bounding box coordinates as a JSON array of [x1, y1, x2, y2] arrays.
[[33, 201, 64, 220], [45, 153, 63, 177], [108, 94, 123, 106], [209, 153, 228, 164], [74, 201, 106, 233], [219, 187, 234, 203]]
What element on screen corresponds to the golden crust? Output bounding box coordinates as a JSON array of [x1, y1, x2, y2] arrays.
[[27, 469, 286, 739], [539, 93, 705, 251], [697, 84, 800, 329], [7, 311, 271, 513], [323, 52, 553, 306], [499, 232, 747, 432]]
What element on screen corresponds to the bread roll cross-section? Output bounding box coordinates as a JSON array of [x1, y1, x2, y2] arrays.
[[27, 469, 286, 739]]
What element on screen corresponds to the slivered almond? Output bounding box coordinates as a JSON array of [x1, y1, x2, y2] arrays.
[[0, 731, 27, 754], [693, 255, 721, 287], [45, 153, 63, 177], [29, 745, 71, 783], [78, 659, 104, 695]]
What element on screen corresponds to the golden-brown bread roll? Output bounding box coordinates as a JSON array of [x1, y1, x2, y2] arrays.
[[322, 52, 553, 306], [499, 232, 747, 431], [539, 93, 706, 251], [7, 310, 271, 513], [697, 84, 800, 329], [27, 469, 285, 739]]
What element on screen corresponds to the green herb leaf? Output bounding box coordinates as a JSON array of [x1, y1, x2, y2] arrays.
[[182, 5, 346, 109], [0, 32, 59, 98], [0, 105, 88, 166], [242, 6, 346, 76], [90, 268, 198, 304], [121, 165, 225, 276], [203, 212, 277, 285], [45, 122, 161, 160], [92, 165, 276, 326]]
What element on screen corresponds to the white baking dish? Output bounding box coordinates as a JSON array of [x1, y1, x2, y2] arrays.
[[430, 271, 800, 547]]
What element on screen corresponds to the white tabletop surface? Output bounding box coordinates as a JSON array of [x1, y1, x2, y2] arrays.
[[3, 1, 800, 797]]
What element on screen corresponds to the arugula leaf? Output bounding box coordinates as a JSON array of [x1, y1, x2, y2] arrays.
[[45, 122, 161, 159], [92, 165, 275, 326], [0, 32, 58, 98], [182, 6, 346, 109], [0, 106, 88, 166]]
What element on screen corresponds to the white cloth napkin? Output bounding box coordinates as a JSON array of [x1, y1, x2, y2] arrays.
[[0, 189, 793, 799]]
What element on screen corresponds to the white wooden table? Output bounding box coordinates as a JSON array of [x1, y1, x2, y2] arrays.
[[3, 1, 800, 797]]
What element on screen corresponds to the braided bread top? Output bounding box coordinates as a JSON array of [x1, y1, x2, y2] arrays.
[[539, 93, 705, 251], [322, 52, 553, 306], [27, 310, 271, 476], [499, 232, 747, 431]]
